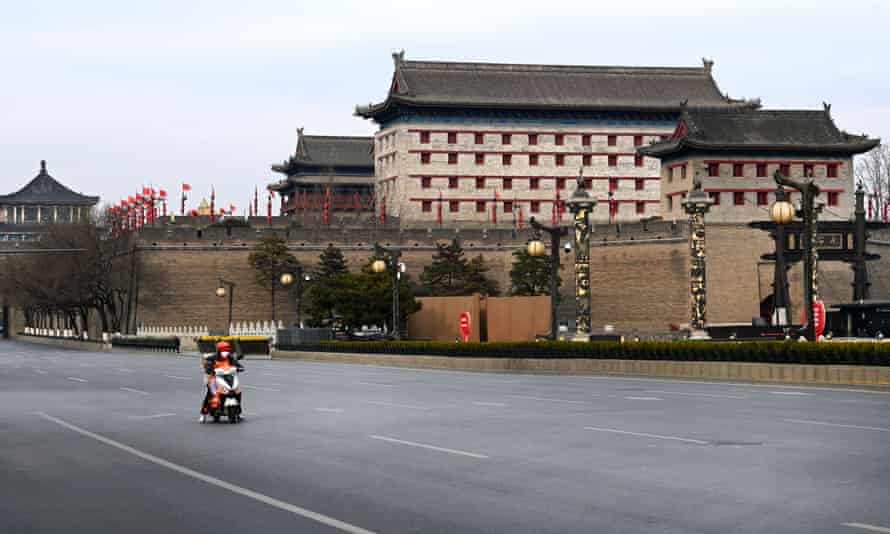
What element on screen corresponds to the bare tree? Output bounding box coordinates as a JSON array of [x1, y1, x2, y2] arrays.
[[856, 144, 890, 217]]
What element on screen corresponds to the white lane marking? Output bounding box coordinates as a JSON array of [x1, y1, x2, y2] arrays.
[[771, 391, 813, 396], [843, 522, 890, 533], [583, 426, 708, 445], [165, 375, 192, 381], [581, 375, 890, 395], [472, 401, 507, 407], [623, 396, 663, 401], [360, 400, 427, 410], [34, 369, 48, 375], [128, 413, 177, 420], [117, 369, 134, 373], [66, 377, 88, 383], [120, 387, 150, 395], [35, 413, 377, 534], [368, 435, 489, 459], [645, 390, 746, 400], [784, 419, 890, 433], [241, 385, 281, 392], [357, 381, 396, 387], [313, 408, 344, 414], [507, 394, 588, 405]]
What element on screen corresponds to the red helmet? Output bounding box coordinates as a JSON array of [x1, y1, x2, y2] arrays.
[[216, 341, 232, 353]]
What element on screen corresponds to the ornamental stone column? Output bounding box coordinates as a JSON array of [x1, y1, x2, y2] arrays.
[[567, 168, 596, 341], [682, 175, 714, 340]]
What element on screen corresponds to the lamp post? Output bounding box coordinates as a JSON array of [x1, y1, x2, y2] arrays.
[[681, 174, 714, 339], [215, 276, 236, 335], [852, 182, 870, 302], [773, 169, 820, 341], [770, 185, 794, 326], [527, 217, 568, 340], [280, 268, 311, 328], [371, 243, 404, 340], [566, 168, 596, 341]]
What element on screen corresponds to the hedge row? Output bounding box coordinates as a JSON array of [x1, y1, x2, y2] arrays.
[[111, 336, 180, 353], [284, 340, 890, 366]]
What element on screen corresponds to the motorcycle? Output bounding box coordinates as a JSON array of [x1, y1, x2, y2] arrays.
[[204, 360, 243, 424]]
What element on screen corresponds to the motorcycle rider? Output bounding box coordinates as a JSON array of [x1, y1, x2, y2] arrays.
[[199, 340, 244, 422]]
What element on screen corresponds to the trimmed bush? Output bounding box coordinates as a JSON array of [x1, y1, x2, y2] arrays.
[[279, 340, 890, 367], [112, 336, 180, 353]]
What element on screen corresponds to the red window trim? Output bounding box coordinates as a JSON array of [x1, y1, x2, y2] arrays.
[[555, 154, 565, 166], [449, 200, 460, 212], [608, 155, 618, 167], [448, 177, 458, 189]]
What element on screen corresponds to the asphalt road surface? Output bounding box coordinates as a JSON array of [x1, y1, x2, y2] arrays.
[[2, 340, 890, 534]]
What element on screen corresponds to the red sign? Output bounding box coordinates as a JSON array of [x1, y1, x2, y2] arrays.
[[802, 299, 827, 340], [458, 312, 471, 343]]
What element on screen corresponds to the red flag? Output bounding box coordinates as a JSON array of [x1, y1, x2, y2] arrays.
[[380, 194, 386, 225], [518, 207, 524, 230], [267, 194, 272, 225], [868, 195, 874, 220], [254, 186, 259, 217], [884, 200, 889, 222], [159, 189, 167, 199], [128, 195, 135, 205], [143, 187, 151, 196], [492, 191, 498, 225], [210, 187, 216, 223], [229, 203, 235, 214], [182, 183, 192, 192]]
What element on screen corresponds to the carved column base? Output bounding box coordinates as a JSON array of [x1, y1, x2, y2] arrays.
[[688, 329, 711, 340]]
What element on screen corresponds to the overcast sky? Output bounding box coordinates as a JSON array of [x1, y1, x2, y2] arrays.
[[1, 0, 887, 212]]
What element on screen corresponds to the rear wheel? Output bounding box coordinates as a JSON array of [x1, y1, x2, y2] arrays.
[[227, 405, 239, 423], [212, 414, 221, 423]]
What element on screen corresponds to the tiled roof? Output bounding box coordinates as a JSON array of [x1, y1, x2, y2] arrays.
[[639, 105, 880, 157], [272, 130, 374, 175], [0, 161, 99, 205], [356, 53, 758, 119]]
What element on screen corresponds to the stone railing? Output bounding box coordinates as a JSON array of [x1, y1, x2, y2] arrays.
[[23, 327, 89, 340], [230, 320, 284, 344], [137, 324, 210, 338]]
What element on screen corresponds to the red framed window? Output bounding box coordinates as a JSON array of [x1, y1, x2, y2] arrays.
[[448, 153, 458, 164], [584, 178, 593, 190], [681, 165, 687, 179], [556, 154, 565, 166], [756, 163, 767, 177], [609, 178, 618, 191], [448, 176, 458, 189], [449, 200, 459, 213], [503, 178, 512, 190], [504, 201, 513, 213], [733, 163, 744, 177], [634, 155, 644, 167], [708, 163, 720, 177], [667, 196, 673, 211], [530, 200, 540, 213], [556, 178, 566, 190], [733, 192, 745, 206], [447, 132, 457, 144], [636, 202, 645, 215], [709, 192, 721, 205], [804, 164, 815, 178], [828, 192, 840, 206], [607, 135, 617, 146], [528, 134, 538, 145], [502, 154, 512, 166], [827, 164, 838, 178], [420, 131, 430, 144], [422, 200, 432, 212], [475, 177, 485, 189], [582, 154, 592, 166], [502, 133, 512, 145], [633, 135, 643, 147], [555, 134, 564, 146], [582, 134, 591, 146], [530, 177, 540, 190], [475, 201, 486, 213], [421, 176, 432, 188], [780, 164, 790, 177], [757, 192, 768, 205], [421, 152, 431, 165], [635, 178, 644, 191], [475, 133, 484, 144], [529, 154, 539, 166], [608, 155, 618, 167], [475, 153, 484, 165]]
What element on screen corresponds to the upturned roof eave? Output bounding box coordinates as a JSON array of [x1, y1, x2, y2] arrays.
[[638, 137, 880, 158]]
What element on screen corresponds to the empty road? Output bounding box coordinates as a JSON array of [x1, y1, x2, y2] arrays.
[[2, 340, 889, 533]]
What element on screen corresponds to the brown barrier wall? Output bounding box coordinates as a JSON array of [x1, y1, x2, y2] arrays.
[[486, 296, 552, 341], [407, 296, 481, 342]]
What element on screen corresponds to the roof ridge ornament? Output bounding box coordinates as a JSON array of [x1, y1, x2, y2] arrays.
[[392, 49, 405, 68], [702, 58, 714, 74], [40, 160, 47, 173]]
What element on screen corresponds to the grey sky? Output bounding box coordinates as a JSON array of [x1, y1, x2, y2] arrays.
[[1, 0, 886, 212]]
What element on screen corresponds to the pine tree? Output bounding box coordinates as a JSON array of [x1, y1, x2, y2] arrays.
[[464, 254, 500, 296], [317, 244, 347, 279], [509, 248, 560, 296], [419, 239, 498, 296], [247, 235, 300, 321]]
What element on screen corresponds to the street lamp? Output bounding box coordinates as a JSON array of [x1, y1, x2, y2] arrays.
[[527, 217, 568, 340], [372, 243, 404, 340], [773, 169, 820, 341], [280, 269, 311, 328], [566, 168, 596, 341], [770, 185, 794, 327], [216, 276, 236, 335], [681, 174, 714, 339]]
